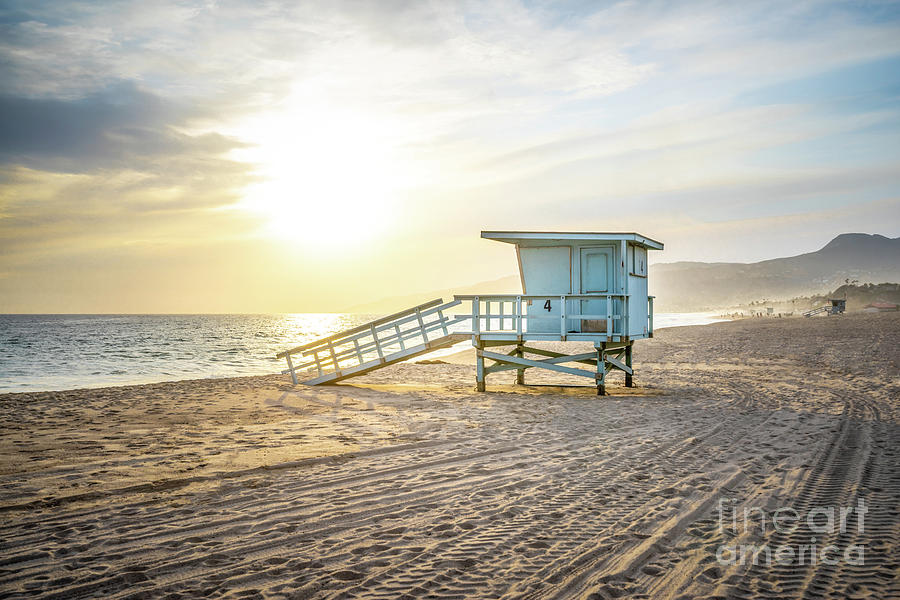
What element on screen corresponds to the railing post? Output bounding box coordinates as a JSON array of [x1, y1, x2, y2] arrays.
[[560, 295, 567, 338], [313, 351, 324, 377], [328, 343, 341, 376], [371, 324, 385, 363], [438, 309, 449, 336], [285, 353, 298, 385], [648, 296, 654, 336], [353, 338, 364, 364], [516, 296, 523, 337], [395, 325, 406, 351], [415, 307, 428, 343], [485, 300, 491, 331], [473, 296, 480, 337], [606, 295, 612, 339]]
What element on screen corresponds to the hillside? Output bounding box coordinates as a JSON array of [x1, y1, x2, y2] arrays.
[[733, 282, 900, 314], [341, 233, 899, 314], [650, 233, 900, 311], [806, 283, 900, 311]]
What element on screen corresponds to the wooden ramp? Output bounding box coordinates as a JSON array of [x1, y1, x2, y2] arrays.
[[277, 298, 465, 385], [803, 306, 829, 317]]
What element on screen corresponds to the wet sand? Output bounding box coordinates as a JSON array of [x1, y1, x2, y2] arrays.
[[1, 312, 898, 599]]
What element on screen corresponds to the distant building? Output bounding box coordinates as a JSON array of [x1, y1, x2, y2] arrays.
[[863, 302, 899, 313]]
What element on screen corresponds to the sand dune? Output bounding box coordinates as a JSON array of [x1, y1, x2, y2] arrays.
[[1, 312, 898, 599]]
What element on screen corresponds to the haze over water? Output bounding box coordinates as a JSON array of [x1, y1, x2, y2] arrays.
[[0, 312, 724, 393]]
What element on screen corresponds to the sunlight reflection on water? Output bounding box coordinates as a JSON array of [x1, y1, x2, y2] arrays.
[[0, 312, 727, 393], [0, 313, 377, 393]]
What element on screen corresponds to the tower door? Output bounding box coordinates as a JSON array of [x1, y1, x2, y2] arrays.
[[579, 247, 614, 334]]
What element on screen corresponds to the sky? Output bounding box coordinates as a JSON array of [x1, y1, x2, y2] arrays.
[[1, 0, 899, 313]]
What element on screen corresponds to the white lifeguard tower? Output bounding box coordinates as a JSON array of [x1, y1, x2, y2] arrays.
[[277, 230, 663, 395], [457, 231, 663, 393]]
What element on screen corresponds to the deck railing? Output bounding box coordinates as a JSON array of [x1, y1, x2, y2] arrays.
[[453, 294, 645, 340], [276, 298, 461, 384]]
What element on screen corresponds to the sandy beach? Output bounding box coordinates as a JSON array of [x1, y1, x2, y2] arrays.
[[1, 312, 898, 599]]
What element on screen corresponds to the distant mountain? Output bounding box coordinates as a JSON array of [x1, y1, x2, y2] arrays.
[[650, 233, 900, 311]]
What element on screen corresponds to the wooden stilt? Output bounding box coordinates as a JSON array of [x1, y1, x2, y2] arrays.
[[515, 345, 525, 385], [476, 346, 486, 392], [596, 344, 606, 396], [625, 342, 633, 388]]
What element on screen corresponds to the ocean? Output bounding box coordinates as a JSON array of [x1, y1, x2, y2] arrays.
[[0, 312, 726, 393]]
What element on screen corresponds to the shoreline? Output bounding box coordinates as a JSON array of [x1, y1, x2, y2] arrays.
[[0, 311, 752, 395]]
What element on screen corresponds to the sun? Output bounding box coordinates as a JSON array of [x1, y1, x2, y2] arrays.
[[231, 96, 410, 248]]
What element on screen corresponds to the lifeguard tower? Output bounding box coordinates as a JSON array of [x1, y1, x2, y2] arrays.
[[803, 298, 847, 317], [459, 231, 663, 393], [277, 231, 663, 395]]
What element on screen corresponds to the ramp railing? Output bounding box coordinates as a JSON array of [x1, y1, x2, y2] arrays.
[[277, 298, 462, 385]]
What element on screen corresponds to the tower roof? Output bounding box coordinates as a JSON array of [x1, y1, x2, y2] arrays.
[[481, 231, 663, 250]]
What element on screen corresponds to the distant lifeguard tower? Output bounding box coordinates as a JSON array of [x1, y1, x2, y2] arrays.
[[277, 231, 663, 395], [803, 298, 846, 317]]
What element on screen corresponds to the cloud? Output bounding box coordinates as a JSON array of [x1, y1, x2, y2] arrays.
[[586, 1, 900, 77], [1, 0, 899, 312], [438, 99, 899, 215], [0, 1, 656, 112], [644, 196, 900, 263], [0, 162, 257, 260], [0, 78, 255, 262], [0, 81, 242, 173]]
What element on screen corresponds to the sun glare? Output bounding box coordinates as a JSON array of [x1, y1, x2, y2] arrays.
[[232, 96, 410, 248]]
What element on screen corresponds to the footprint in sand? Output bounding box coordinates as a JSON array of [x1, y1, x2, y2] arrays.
[[331, 569, 364, 581], [588, 583, 627, 598], [350, 544, 390, 555]]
